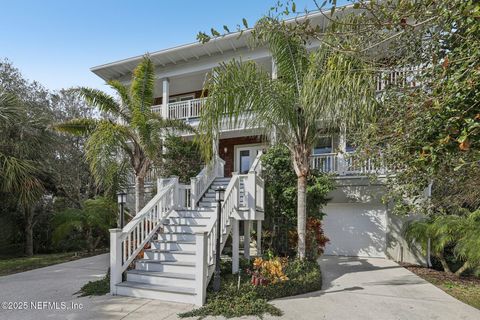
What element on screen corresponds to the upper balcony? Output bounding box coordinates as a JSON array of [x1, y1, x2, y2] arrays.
[[151, 66, 421, 123]]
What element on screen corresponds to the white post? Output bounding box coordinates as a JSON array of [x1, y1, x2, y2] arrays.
[[232, 219, 239, 273], [246, 171, 256, 217], [162, 78, 170, 119], [109, 228, 123, 295], [256, 220, 262, 256], [244, 221, 250, 259], [190, 177, 197, 209], [171, 176, 179, 208], [338, 123, 347, 175], [212, 133, 219, 159], [194, 232, 208, 306]]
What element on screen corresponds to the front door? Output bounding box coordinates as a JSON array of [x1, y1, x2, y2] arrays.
[[235, 145, 264, 174]]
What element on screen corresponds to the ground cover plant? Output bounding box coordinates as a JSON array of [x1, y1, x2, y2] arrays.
[[179, 257, 322, 319]]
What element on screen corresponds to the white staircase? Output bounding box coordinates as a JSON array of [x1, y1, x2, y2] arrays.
[[109, 154, 264, 306], [115, 177, 230, 304]]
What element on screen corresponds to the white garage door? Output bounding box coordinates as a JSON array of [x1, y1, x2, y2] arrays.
[[323, 203, 387, 257]]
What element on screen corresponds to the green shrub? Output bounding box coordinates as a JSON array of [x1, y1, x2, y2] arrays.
[[179, 258, 322, 319], [76, 271, 110, 297], [261, 145, 334, 257]]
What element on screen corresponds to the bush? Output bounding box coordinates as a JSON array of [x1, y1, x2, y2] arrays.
[[261, 145, 334, 257], [179, 258, 322, 319], [76, 271, 110, 297], [159, 134, 203, 183]]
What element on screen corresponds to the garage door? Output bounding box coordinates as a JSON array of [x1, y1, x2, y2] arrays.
[[323, 203, 387, 257]]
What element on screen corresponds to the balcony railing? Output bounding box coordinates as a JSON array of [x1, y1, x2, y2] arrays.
[[310, 152, 384, 175], [151, 68, 420, 121], [375, 66, 421, 91], [152, 97, 206, 120]]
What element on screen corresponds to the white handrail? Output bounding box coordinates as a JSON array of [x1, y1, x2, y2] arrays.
[[109, 180, 176, 294], [190, 156, 225, 208]]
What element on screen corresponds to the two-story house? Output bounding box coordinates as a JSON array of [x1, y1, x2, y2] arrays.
[[92, 8, 426, 305]]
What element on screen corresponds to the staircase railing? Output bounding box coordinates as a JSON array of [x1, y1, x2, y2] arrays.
[[190, 156, 225, 208], [194, 152, 263, 305], [109, 180, 176, 294]]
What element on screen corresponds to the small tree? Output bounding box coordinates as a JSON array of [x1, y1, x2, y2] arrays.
[[261, 145, 333, 258], [53, 197, 116, 252], [55, 56, 193, 213], [159, 135, 203, 183], [405, 210, 480, 276]]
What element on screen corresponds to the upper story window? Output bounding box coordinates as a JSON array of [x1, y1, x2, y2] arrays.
[[313, 136, 333, 155]]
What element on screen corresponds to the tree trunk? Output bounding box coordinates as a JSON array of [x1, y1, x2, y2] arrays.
[[297, 175, 307, 260], [24, 206, 34, 256], [454, 261, 469, 277], [135, 175, 145, 214], [438, 252, 452, 273]]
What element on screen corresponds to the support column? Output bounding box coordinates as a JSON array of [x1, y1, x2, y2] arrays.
[[212, 132, 219, 158], [256, 220, 262, 256], [232, 219, 239, 273], [338, 123, 347, 175], [162, 78, 170, 119], [244, 221, 250, 260]]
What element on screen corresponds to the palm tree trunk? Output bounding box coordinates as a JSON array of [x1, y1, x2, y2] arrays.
[[454, 261, 469, 277], [24, 206, 34, 256], [135, 175, 145, 214], [438, 252, 452, 273], [297, 175, 307, 260]]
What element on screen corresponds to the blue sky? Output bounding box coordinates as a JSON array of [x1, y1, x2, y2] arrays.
[[0, 0, 347, 92]]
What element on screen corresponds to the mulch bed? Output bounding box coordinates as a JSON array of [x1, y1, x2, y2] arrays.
[[401, 263, 480, 286]]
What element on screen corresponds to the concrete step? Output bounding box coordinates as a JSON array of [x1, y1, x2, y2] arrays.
[[126, 270, 195, 287], [162, 224, 207, 233], [157, 232, 195, 242], [135, 259, 196, 273], [170, 210, 214, 218], [116, 281, 195, 304], [151, 240, 196, 251], [144, 249, 196, 262], [198, 201, 218, 208], [167, 216, 210, 225]]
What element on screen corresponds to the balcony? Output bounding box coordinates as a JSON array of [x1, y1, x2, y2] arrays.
[[310, 152, 383, 175], [152, 97, 206, 120]]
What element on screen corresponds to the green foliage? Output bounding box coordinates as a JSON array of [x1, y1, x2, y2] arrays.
[[261, 145, 333, 256], [179, 258, 322, 319], [76, 271, 110, 297], [55, 56, 193, 212], [159, 135, 203, 183], [53, 197, 116, 252], [405, 210, 480, 276]]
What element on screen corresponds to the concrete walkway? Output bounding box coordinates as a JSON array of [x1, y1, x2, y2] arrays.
[[0, 254, 192, 320], [265, 256, 480, 320], [1, 254, 479, 319]]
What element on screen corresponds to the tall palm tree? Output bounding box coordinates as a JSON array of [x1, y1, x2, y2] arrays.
[[56, 56, 192, 213], [0, 90, 48, 256], [198, 18, 375, 259]]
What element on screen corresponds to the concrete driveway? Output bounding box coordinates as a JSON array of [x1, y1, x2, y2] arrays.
[[267, 256, 480, 320], [1, 254, 479, 319], [0, 254, 192, 320]]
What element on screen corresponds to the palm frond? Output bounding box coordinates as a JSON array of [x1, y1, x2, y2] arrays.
[[130, 55, 155, 113], [53, 118, 99, 136], [72, 87, 123, 117]]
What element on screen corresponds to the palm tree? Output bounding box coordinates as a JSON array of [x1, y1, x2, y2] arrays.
[[55, 56, 193, 213], [198, 18, 375, 259], [53, 197, 116, 252], [405, 210, 480, 276], [0, 90, 48, 256]]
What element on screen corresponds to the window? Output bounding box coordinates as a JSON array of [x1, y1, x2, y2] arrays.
[[313, 136, 333, 154]]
